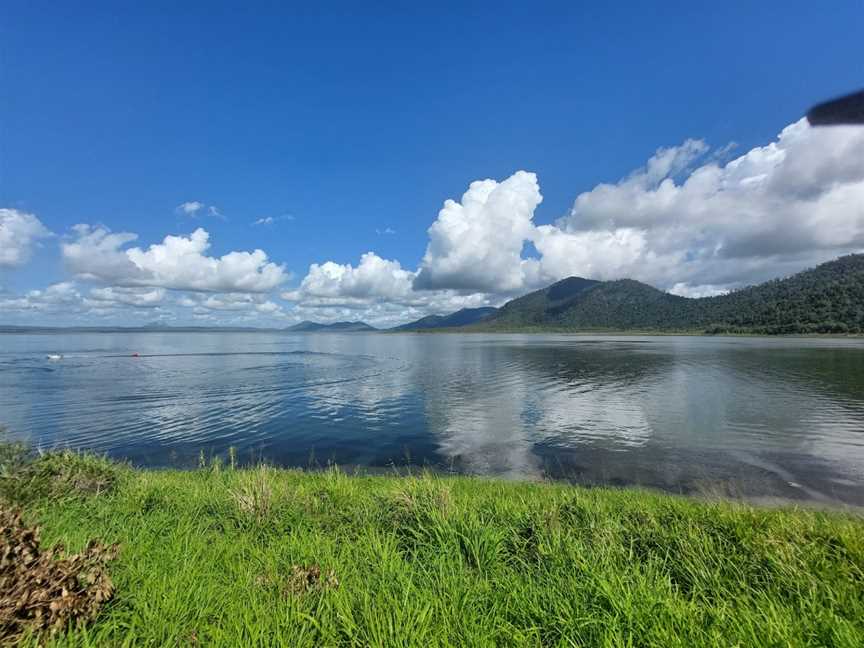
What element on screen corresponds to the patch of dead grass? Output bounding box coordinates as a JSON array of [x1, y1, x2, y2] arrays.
[[256, 564, 339, 597], [0, 507, 118, 643]]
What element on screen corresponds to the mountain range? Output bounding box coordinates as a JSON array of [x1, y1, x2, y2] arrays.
[[3, 255, 861, 335], [467, 254, 864, 334], [286, 320, 377, 332]]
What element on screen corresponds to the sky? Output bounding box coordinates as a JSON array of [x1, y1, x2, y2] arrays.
[[1, 1, 863, 327]]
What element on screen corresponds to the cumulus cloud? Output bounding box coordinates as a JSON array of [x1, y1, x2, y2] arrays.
[[0, 282, 87, 317], [408, 119, 864, 298], [194, 292, 283, 314], [27, 282, 80, 305], [281, 251, 499, 326], [0, 209, 52, 267], [1, 217, 292, 325], [62, 226, 287, 292], [284, 252, 415, 304], [279, 173, 544, 324], [542, 119, 864, 292], [1, 282, 156, 317], [11, 117, 864, 328], [414, 171, 543, 293], [0, 280, 290, 326], [285, 119, 864, 325]]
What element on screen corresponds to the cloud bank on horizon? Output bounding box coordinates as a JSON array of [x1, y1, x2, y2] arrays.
[[62, 226, 286, 293], [2, 118, 864, 326]]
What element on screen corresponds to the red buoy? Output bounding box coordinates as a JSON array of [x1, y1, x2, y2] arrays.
[[132, 352, 140, 357]]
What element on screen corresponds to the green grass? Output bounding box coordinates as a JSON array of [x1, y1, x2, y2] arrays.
[[3, 448, 864, 647]]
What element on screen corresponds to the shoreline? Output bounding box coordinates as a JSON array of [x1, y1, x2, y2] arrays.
[[6, 438, 864, 513], [3, 326, 864, 339], [388, 328, 864, 338]]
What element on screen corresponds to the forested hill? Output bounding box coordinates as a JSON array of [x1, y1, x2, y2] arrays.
[[391, 307, 498, 331], [695, 254, 864, 333], [477, 254, 864, 334]]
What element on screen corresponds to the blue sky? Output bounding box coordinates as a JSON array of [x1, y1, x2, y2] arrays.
[[2, 2, 863, 326]]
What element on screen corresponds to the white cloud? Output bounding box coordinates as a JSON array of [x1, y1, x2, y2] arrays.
[[284, 252, 415, 304], [176, 201, 205, 216], [0, 282, 85, 315], [62, 226, 287, 292], [281, 251, 500, 326], [668, 283, 729, 298], [0, 280, 290, 326], [253, 214, 293, 226], [286, 118, 864, 325], [1, 282, 164, 318], [414, 171, 543, 293], [183, 292, 287, 324], [279, 172, 544, 324], [88, 286, 166, 307], [29, 282, 80, 305], [193, 292, 283, 315], [406, 119, 864, 298], [176, 201, 224, 220], [0, 209, 52, 267], [544, 119, 864, 292], [256, 300, 281, 314], [12, 118, 864, 328]]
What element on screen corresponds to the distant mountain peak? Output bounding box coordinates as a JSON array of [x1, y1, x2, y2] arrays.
[[287, 320, 376, 332], [545, 276, 600, 302]]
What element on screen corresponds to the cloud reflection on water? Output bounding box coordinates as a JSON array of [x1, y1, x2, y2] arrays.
[[2, 333, 864, 504]]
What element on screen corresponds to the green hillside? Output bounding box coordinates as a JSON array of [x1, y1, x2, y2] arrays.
[[477, 254, 864, 334]]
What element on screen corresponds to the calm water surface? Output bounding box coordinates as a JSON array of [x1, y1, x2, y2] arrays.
[[2, 332, 864, 505]]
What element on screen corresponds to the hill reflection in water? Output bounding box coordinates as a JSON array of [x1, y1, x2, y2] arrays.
[[1, 332, 863, 506]]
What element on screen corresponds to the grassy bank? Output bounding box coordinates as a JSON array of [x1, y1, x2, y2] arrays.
[[2, 447, 864, 646]]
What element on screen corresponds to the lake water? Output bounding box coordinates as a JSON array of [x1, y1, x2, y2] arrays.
[[2, 332, 864, 506]]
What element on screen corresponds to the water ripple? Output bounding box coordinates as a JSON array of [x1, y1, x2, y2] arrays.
[[2, 332, 864, 504]]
